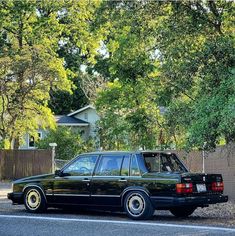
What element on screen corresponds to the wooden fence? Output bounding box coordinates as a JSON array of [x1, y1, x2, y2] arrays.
[[171, 144, 235, 201], [1, 146, 235, 201], [0, 149, 52, 180]]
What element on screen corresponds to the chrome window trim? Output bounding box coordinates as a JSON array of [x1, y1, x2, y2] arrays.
[[56, 176, 93, 179], [92, 175, 128, 178], [91, 195, 120, 198], [140, 178, 179, 181], [47, 193, 120, 198], [52, 194, 90, 197]]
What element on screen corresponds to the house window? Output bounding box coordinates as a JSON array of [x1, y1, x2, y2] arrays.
[[28, 132, 42, 148], [84, 112, 88, 120]]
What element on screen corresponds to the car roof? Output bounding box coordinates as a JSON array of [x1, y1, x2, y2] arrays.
[[80, 150, 173, 156]]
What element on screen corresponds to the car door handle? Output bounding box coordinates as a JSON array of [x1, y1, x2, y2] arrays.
[[82, 178, 91, 182], [118, 178, 127, 182]]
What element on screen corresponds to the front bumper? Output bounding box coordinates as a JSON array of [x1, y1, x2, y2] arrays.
[[7, 192, 24, 204], [150, 194, 228, 209]]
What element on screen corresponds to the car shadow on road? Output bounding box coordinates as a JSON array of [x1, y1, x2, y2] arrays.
[[2, 201, 233, 227], [39, 207, 235, 227], [44, 207, 212, 222]]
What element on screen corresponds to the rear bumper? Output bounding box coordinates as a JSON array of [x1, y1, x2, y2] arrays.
[[7, 192, 24, 204], [150, 194, 228, 209]]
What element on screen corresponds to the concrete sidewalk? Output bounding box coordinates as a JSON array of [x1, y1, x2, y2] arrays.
[[0, 182, 11, 198]]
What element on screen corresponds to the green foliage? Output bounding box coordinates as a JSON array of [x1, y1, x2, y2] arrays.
[[49, 76, 88, 115], [1, 0, 234, 152], [94, 2, 165, 150], [49, 0, 103, 114], [36, 127, 95, 160], [154, 1, 235, 150], [96, 79, 164, 150], [0, 0, 101, 148], [94, 1, 234, 150]]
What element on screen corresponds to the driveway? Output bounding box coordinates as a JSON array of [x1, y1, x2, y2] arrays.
[[0, 182, 11, 198]]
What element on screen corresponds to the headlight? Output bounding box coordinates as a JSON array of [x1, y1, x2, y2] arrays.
[[11, 183, 14, 192]]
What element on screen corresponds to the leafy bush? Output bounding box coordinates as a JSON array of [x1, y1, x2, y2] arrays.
[[36, 127, 95, 160]]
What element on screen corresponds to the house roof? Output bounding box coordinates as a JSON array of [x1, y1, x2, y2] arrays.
[[67, 105, 95, 117], [56, 115, 89, 126]]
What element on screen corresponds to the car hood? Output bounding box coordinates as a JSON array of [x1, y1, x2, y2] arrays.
[[14, 173, 55, 183]]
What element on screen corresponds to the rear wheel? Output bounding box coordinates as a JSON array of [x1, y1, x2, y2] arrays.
[[124, 191, 154, 220], [170, 206, 196, 217], [24, 187, 47, 213]]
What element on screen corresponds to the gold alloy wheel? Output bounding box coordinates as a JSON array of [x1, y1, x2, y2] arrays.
[[25, 189, 41, 211], [126, 193, 145, 217]]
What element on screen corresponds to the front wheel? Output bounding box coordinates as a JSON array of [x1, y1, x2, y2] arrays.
[[24, 187, 47, 213], [170, 206, 196, 217], [124, 191, 154, 220]]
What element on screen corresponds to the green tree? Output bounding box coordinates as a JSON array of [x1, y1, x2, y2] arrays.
[[93, 1, 165, 150], [96, 79, 163, 150], [0, 0, 101, 148], [48, 76, 88, 115], [48, 0, 104, 114], [94, 0, 234, 150], [0, 0, 72, 148], [152, 1, 235, 149]]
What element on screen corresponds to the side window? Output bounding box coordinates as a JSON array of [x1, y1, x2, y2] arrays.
[[95, 155, 123, 176], [63, 155, 98, 176], [145, 155, 160, 172], [130, 155, 140, 176], [121, 155, 130, 176], [161, 155, 174, 172]]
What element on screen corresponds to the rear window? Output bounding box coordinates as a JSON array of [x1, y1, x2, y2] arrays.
[[144, 153, 187, 173]]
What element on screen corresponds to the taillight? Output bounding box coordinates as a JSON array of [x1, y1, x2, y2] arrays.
[[212, 182, 224, 192], [176, 183, 193, 194]]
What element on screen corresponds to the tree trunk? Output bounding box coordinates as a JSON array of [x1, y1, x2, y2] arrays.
[[13, 137, 20, 150]]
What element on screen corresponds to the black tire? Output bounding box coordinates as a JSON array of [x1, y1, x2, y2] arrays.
[[170, 206, 196, 218], [124, 191, 154, 220], [24, 187, 47, 213]]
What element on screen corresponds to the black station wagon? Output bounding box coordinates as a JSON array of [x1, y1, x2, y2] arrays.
[[8, 151, 228, 220]]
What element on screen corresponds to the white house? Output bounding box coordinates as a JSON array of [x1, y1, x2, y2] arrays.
[[19, 105, 100, 149]]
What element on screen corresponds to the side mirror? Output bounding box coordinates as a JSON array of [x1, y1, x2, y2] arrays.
[[55, 169, 62, 177]]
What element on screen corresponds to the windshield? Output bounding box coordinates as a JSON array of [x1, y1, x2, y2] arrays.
[[143, 153, 187, 173]]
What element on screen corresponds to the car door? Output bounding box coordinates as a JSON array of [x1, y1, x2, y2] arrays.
[[90, 154, 130, 206], [52, 154, 98, 205]]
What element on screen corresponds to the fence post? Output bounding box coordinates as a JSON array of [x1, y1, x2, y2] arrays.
[[49, 143, 57, 173], [202, 142, 207, 173]]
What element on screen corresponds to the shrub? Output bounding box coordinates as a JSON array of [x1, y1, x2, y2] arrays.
[[36, 127, 95, 160]]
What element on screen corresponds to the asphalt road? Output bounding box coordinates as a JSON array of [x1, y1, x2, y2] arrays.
[[0, 198, 235, 236]]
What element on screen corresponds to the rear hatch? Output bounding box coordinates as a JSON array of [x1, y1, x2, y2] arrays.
[[181, 173, 223, 195]]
